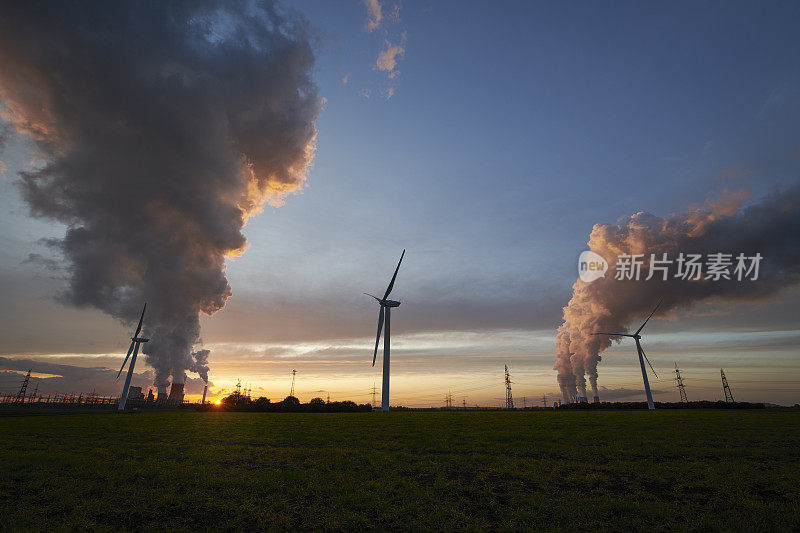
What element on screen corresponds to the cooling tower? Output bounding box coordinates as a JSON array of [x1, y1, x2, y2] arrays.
[[593, 395, 600, 403], [168, 383, 185, 405]]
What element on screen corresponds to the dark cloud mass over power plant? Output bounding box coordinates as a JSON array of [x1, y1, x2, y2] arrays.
[[0, 0, 321, 395]]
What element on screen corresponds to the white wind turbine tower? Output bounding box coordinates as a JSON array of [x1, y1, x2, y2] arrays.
[[365, 249, 405, 412], [116, 303, 149, 411], [594, 300, 662, 410]]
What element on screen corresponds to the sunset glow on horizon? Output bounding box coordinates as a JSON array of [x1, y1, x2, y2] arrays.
[[1, 0, 798, 408]]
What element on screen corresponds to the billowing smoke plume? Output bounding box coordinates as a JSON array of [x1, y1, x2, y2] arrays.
[[0, 1, 320, 389], [556, 185, 800, 402]]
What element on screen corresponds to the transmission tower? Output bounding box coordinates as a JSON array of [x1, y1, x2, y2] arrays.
[[370, 383, 379, 407], [289, 369, 297, 397], [721, 368, 734, 402], [504, 365, 514, 409], [674, 362, 688, 402], [235, 379, 241, 396], [14, 369, 31, 404], [541, 393, 547, 408], [444, 391, 453, 409]]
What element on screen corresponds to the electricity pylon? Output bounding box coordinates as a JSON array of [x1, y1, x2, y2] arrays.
[[370, 383, 379, 407], [14, 370, 31, 404], [721, 368, 734, 402], [504, 365, 514, 409], [674, 362, 688, 402]]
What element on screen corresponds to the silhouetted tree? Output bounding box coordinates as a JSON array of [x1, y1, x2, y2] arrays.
[[221, 391, 250, 410], [309, 397, 326, 412], [253, 397, 271, 410], [281, 395, 301, 411]]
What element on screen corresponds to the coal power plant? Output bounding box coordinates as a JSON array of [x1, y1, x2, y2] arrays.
[[1, 373, 198, 410]]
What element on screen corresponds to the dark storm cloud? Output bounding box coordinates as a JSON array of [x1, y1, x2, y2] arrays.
[[0, 1, 320, 391], [556, 185, 800, 402]]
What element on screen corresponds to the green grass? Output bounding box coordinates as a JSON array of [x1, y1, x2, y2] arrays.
[[1, 410, 799, 531]]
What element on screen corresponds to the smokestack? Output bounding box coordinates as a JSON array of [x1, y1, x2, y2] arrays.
[[0, 1, 321, 394], [201, 384, 207, 405], [168, 383, 185, 405], [555, 186, 800, 402]]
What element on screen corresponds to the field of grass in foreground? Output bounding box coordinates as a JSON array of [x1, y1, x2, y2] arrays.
[[1, 409, 799, 531]]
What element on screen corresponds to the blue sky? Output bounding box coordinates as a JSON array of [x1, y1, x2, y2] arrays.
[[1, 0, 799, 406]]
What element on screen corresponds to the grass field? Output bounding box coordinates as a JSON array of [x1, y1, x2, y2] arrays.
[[2, 409, 799, 531]]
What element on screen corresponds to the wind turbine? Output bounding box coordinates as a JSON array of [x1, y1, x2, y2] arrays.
[[365, 249, 405, 412], [116, 303, 149, 411], [594, 300, 662, 410]]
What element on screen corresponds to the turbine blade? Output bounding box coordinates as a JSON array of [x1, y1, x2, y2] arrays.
[[134, 302, 147, 337], [363, 293, 381, 302], [117, 341, 136, 379], [382, 249, 405, 301], [640, 346, 658, 379], [593, 332, 634, 337], [372, 306, 385, 366], [635, 298, 663, 335]]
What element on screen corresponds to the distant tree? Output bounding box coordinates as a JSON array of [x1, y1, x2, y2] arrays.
[[253, 397, 271, 410], [221, 391, 250, 410], [281, 395, 301, 411], [309, 397, 326, 412]]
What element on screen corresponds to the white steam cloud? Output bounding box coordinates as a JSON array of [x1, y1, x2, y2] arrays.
[[555, 185, 800, 402]]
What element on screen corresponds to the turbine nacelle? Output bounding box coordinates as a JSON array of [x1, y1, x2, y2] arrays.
[[132, 337, 150, 343], [363, 293, 401, 307]]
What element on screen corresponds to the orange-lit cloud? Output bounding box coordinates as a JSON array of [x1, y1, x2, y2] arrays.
[[364, 0, 382, 32], [376, 41, 405, 74]]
